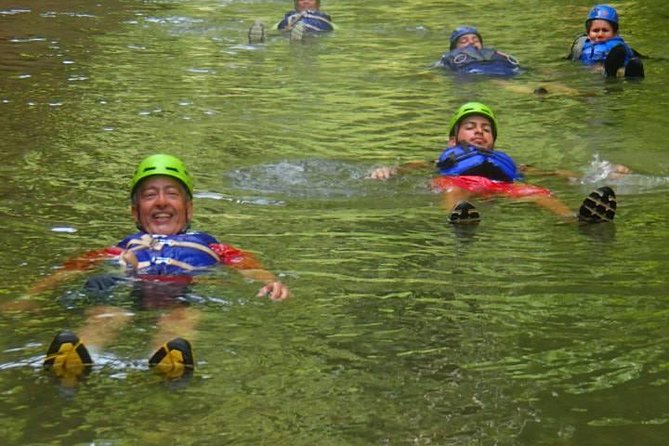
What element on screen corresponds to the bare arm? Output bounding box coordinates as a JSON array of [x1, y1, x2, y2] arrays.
[[239, 268, 290, 301], [214, 244, 290, 301], [1, 248, 114, 312]]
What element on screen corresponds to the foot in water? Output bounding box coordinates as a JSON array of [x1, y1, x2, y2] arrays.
[[290, 21, 306, 42], [578, 186, 617, 223], [149, 337, 195, 381], [625, 58, 645, 78], [533, 86, 549, 96], [44, 331, 93, 387], [248, 20, 265, 44], [448, 201, 481, 224]]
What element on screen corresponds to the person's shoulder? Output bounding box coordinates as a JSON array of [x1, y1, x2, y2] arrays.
[[208, 242, 256, 266], [314, 10, 332, 20]]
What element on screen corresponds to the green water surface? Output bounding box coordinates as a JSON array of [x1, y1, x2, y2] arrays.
[[1, 1, 669, 444]]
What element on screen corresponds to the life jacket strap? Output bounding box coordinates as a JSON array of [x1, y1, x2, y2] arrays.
[[287, 11, 333, 31], [135, 257, 203, 272], [124, 234, 221, 263]]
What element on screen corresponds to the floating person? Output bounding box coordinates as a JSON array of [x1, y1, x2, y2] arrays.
[[8, 154, 289, 385], [433, 26, 523, 77], [430, 26, 587, 97], [369, 102, 628, 225], [248, 0, 334, 44], [567, 4, 644, 78]]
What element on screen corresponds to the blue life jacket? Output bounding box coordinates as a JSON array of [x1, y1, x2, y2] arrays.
[[117, 232, 221, 276], [574, 35, 634, 66], [439, 46, 522, 77], [277, 10, 334, 32], [436, 144, 522, 182]]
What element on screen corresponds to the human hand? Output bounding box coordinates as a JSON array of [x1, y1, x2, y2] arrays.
[[257, 281, 290, 301], [608, 164, 631, 179], [368, 166, 397, 180]]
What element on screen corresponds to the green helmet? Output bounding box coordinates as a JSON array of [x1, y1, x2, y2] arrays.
[[130, 154, 193, 197], [448, 102, 498, 140]]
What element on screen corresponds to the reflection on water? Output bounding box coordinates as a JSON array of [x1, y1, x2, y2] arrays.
[[1, 0, 669, 444]]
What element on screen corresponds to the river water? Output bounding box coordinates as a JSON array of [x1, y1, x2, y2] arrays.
[[1, 1, 669, 444]]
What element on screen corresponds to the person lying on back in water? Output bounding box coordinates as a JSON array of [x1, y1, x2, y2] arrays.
[[369, 102, 629, 225], [434, 25, 522, 77], [6, 154, 289, 386]]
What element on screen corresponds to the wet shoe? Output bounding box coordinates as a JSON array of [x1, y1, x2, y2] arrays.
[[578, 186, 617, 223], [43, 331, 93, 387], [290, 21, 306, 42], [448, 201, 481, 224], [248, 20, 265, 44], [149, 337, 194, 380], [625, 58, 645, 78], [604, 45, 627, 78], [533, 86, 549, 96]]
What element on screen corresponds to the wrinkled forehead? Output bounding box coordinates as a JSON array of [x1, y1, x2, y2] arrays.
[[136, 175, 187, 193]]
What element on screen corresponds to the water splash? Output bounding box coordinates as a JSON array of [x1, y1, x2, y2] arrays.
[[578, 154, 669, 194], [225, 159, 394, 199]]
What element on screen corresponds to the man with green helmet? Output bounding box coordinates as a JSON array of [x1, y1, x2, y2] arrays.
[[32, 154, 289, 385], [370, 102, 627, 225]]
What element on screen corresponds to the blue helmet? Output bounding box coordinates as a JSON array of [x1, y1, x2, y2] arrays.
[[586, 5, 619, 29], [449, 26, 482, 50]]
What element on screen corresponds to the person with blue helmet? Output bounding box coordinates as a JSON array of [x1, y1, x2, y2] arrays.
[[568, 4, 644, 78], [7, 154, 290, 386], [434, 26, 523, 77], [369, 102, 626, 225]]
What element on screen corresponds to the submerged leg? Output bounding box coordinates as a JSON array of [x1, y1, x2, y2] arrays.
[[526, 194, 574, 219], [78, 305, 134, 352]]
